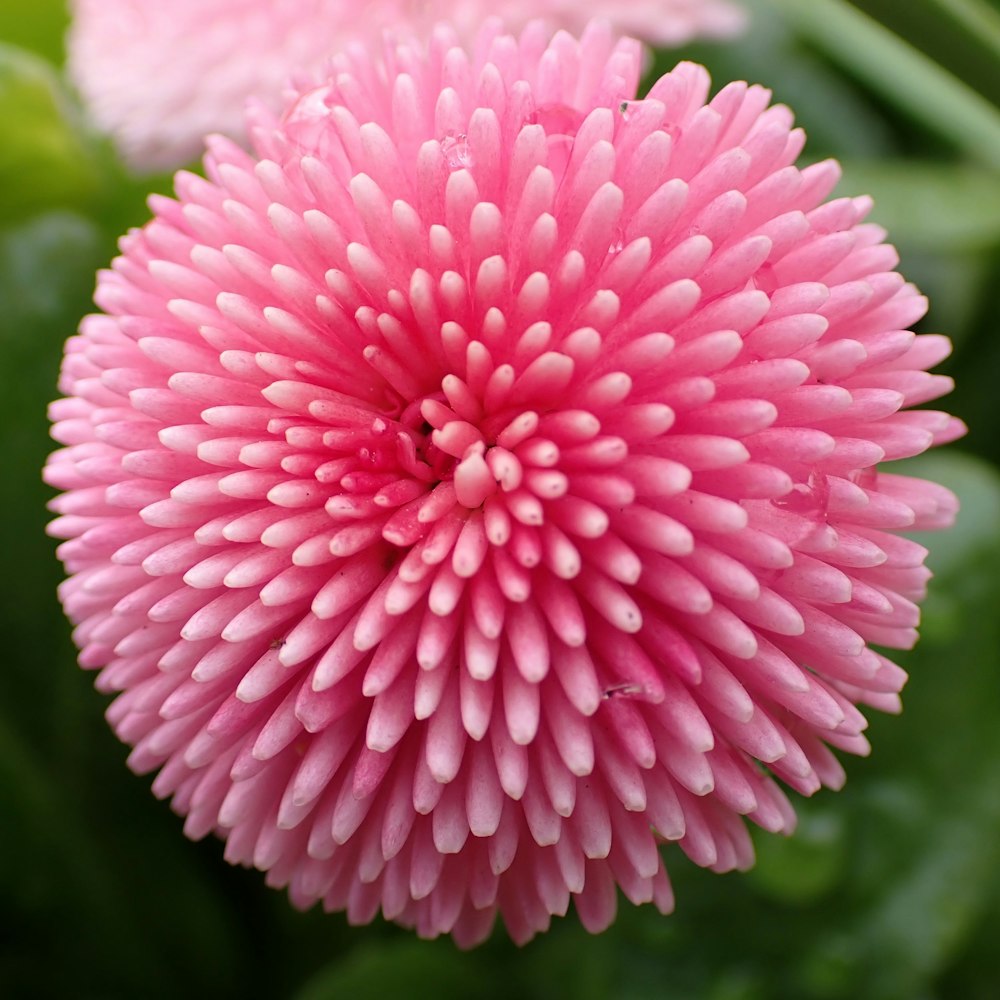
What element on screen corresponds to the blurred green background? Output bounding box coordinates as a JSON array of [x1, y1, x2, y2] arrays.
[[2, 1, 999, 997]]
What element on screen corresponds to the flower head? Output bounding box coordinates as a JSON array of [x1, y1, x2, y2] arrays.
[[67, 0, 745, 170], [47, 21, 962, 946]]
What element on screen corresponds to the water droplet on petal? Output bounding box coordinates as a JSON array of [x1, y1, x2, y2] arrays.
[[440, 131, 472, 170], [530, 103, 586, 178], [531, 103, 585, 139], [281, 85, 335, 152], [849, 467, 879, 490], [602, 682, 648, 700], [748, 262, 778, 296], [772, 471, 831, 519]]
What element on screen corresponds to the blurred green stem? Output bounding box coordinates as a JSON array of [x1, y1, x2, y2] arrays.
[[925, 0, 1000, 63], [763, 0, 1000, 167]]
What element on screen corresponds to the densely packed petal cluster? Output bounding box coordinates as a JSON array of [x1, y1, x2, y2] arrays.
[[67, 0, 745, 170], [47, 21, 962, 946]]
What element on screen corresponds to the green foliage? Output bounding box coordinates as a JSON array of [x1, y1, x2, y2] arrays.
[[763, 0, 1000, 166], [0, 0, 68, 66], [297, 939, 503, 1000], [2, 3, 1000, 999], [0, 44, 100, 223], [837, 161, 1000, 251]]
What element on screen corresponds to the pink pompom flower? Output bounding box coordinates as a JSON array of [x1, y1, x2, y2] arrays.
[[67, 0, 745, 170], [47, 20, 962, 946]]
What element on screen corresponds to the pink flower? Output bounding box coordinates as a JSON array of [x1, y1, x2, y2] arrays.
[[47, 21, 962, 946], [67, 0, 745, 170]]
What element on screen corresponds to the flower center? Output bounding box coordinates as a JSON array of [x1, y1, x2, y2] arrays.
[[397, 393, 499, 509], [452, 441, 497, 509]]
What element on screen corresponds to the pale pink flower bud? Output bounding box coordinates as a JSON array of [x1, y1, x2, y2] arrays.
[[67, 0, 745, 169]]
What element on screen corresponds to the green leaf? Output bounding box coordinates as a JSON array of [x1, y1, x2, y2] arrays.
[[748, 804, 848, 904], [761, 0, 1000, 166], [838, 161, 1000, 251], [924, 0, 1000, 65], [0, 213, 103, 690], [851, 782, 1000, 999], [0, 42, 100, 224], [295, 938, 503, 1000], [0, 0, 68, 66], [843, 0, 1000, 108]]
